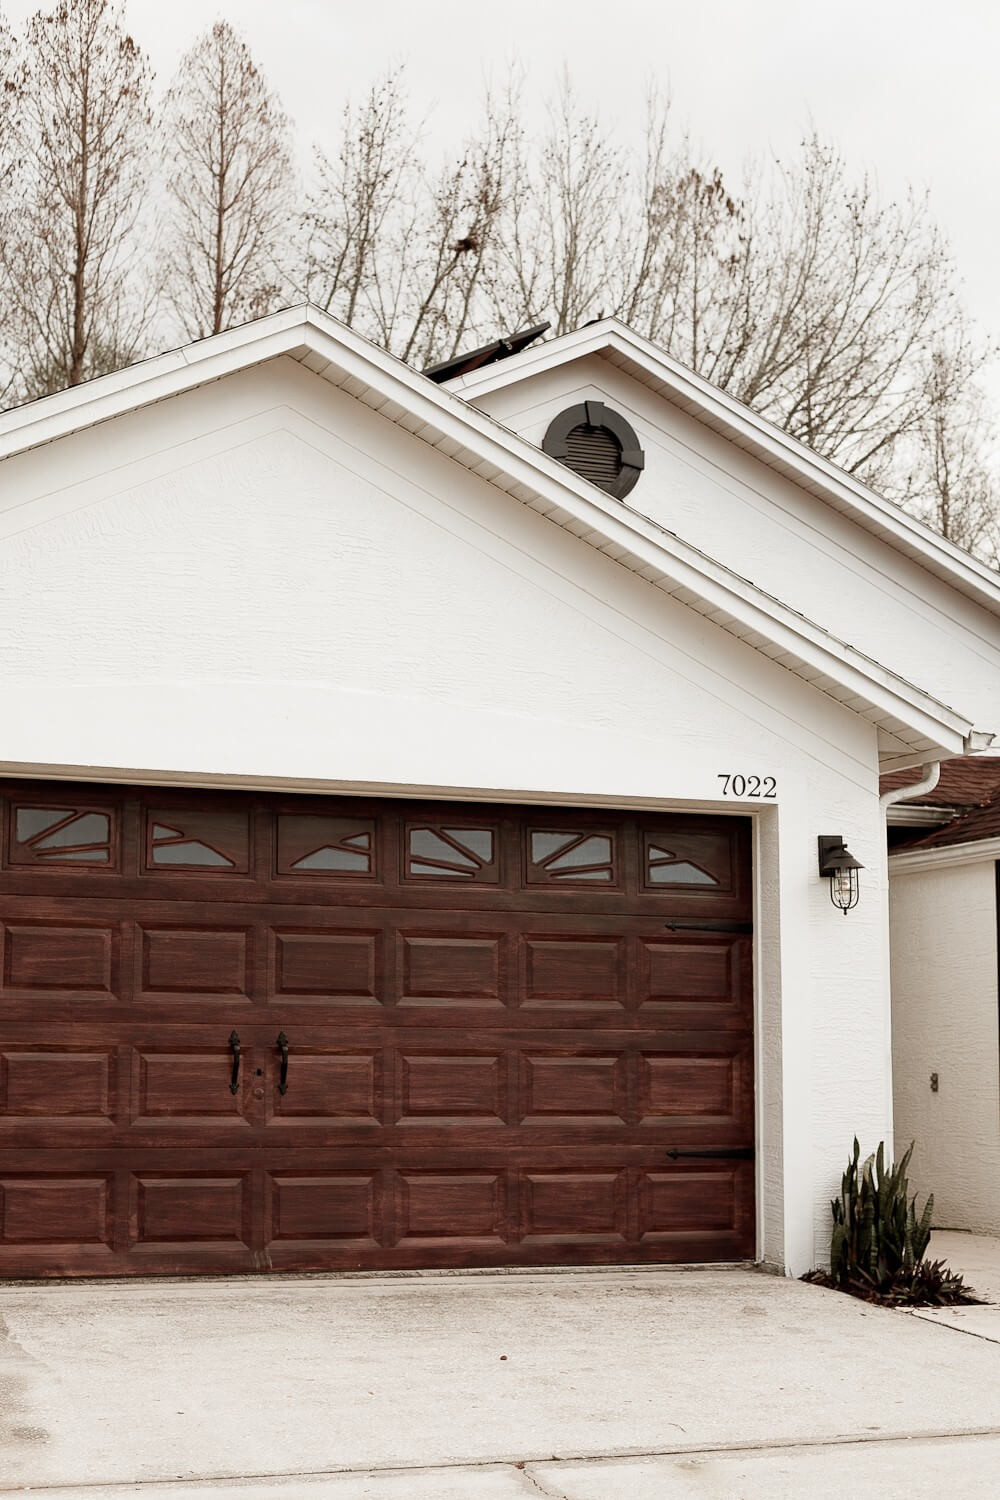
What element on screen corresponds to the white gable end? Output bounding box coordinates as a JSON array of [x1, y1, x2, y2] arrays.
[[1, 356, 876, 796], [455, 331, 1000, 742]]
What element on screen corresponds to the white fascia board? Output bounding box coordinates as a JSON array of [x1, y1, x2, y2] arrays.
[[447, 318, 1000, 613], [890, 836, 1000, 873], [0, 305, 978, 757]]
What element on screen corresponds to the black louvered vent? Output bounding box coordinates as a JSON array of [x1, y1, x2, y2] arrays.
[[542, 402, 644, 499], [564, 423, 622, 487]]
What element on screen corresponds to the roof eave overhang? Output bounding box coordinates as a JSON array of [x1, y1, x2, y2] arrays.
[[0, 306, 979, 767], [890, 835, 1000, 872], [446, 319, 1000, 615]]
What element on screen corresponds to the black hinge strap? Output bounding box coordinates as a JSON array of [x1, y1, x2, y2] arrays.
[[664, 921, 753, 934], [663, 1147, 755, 1161]]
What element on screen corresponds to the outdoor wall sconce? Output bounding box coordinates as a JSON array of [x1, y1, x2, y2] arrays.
[[818, 836, 864, 914]]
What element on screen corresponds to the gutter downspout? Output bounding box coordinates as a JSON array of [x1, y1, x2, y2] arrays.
[[880, 761, 941, 818]]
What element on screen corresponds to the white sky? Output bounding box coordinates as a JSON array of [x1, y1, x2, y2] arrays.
[[4, 0, 999, 394]]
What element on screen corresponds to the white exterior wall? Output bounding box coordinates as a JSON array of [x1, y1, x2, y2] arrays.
[[469, 358, 1000, 737], [891, 858, 1000, 1232], [0, 357, 902, 1273]]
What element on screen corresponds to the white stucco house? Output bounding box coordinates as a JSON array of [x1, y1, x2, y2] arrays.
[[887, 758, 1000, 1235], [1, 306, 999, 1281]]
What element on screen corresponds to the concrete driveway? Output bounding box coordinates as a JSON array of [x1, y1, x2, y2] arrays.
[[2, 1236, 1000, 1499]]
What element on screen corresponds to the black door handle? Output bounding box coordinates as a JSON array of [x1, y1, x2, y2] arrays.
[[276, 1031, 289, 1095], [228, 1030, 241, 1095]]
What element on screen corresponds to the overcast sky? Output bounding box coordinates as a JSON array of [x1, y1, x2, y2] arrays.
[[5, 0, 998, 394]]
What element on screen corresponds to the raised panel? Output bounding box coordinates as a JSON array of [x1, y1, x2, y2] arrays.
[[399, 1054, 504, 1121], [140, 927, 249, 997], [640, 941, 733, 1004], [3, 923, 114, 994], [2, 1051, 112, 1117], [273, 930, 379, 1003], [134, 1050, 248, 1122], [522, 1054, 625, 1122], [268, 1174, 380, 1244], [400, 934, 502, 1006], [637, 1169, 739, 1236], [521, 1171, 626, 1240], [639, 1054, 741, 1121], [397, 1172, 504, 1241], [272, 1053, 379, 1121], [133, 1174, 249, 1244], [0, 1176, 111, 1244], [522, 938, 623, 1008]]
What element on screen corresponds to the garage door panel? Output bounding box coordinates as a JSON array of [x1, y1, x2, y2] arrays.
[[638, 1042, 754, 1129], [265, 1171, 383, 1251], [521, 936, 625, 1009], [131, 1172, 252, 1248], [2, 920, 118, 997], [0, 1048, 117, 1132], [398, 931, 507, 1008], [637, 935, 749, 1019], [131, 1046, 255, 1130], [137, 925, 252, 1003], [520, 1170, 628, 1243], [272, 928, 381, 1005], [0, 786, 754, 1275], [267, 1050, 382, 1125], [520, 1052, 628, 1124], [397, 1051, 507, 1124], [637, 1163, 755, 1247], [396, 1170, 507, 1246]]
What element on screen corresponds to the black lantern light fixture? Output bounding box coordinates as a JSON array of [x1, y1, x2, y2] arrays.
[[818, 836, 864, 915]]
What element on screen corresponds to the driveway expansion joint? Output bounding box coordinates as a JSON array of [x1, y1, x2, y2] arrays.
[[8, 1429, 1000, 1496]]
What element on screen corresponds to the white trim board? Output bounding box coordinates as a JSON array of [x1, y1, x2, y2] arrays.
[[0, 305, 983, 763]]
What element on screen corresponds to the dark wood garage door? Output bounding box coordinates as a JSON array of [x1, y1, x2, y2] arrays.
[[0, 784, 754, 1277]]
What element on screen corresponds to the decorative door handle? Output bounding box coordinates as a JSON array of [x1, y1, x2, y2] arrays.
[[276, 1032, 289, 1095], [228, 1030, 241, 1095]]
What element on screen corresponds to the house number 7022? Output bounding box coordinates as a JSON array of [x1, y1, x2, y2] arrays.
[[717, 774, 777, 798]]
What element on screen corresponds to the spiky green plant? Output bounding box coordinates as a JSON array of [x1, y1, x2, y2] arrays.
[[830, 1138, 934, 1295]]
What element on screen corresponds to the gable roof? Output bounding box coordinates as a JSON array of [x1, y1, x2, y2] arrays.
[[0, 304, 985, 769], [446, 317, 1000, 615]]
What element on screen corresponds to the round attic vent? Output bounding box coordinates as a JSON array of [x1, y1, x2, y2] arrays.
[[542, 401, 644, 499]]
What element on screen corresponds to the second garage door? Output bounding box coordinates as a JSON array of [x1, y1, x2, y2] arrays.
[[0, 786, 754, 1276]]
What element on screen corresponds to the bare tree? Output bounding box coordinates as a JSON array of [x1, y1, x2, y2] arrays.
[[5, 0, 151, 398], [301, 69, 516, 366], [902, 344, 999, 562], [490, 78, 626, 336], [160, 20, 292, 339], [0, 12, 20, 400], [301, 69, 412, 326]]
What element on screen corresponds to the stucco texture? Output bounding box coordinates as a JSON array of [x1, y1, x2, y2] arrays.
[[891, 859, 1000, 1232]]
